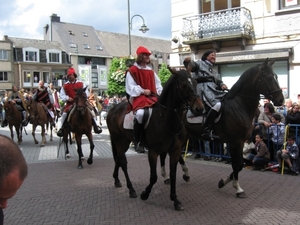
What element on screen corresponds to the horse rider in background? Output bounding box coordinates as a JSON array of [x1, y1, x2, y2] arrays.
[[125, 46, 163, 153], [49, 83, 61, 116], [56, 67, 102, 137], [32, 80, 56, 127], [1, 85, 28, 127], [184, 50, 228, 140]]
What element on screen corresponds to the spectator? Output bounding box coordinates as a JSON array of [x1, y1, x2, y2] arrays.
[[0, 134, 28, 225], [285, 103, 300, 145], [243, 138, 255, 166], [268, 113, 285, 159], [249, 134, 270, 171], [276, 134, 299, 175]]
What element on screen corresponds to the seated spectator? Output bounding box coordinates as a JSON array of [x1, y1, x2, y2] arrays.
[[249, 134, 270, 171], [276, 134, 299, 175], [268, 113, 285, 157], [286, 103, 300, 145], [243, 138, 255, 166]]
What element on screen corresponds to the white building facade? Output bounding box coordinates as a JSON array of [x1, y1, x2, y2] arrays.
[[171, 0, 300, 102]]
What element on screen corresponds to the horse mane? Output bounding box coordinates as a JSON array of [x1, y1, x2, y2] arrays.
[[227, 63, 260, 99], [158, 71, 177, 104]]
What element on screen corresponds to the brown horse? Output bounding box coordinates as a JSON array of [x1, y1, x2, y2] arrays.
[[3, 101, 23, 144], [61, 86, 94, 169], [106, 68, 203, 211], [184, 58, 284, 198], [26, 98, 49, 147]]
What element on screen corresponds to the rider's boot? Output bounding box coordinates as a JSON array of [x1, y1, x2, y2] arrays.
[[48, 113, 55, 127], [201, 108, 220, 141], [92, 118, 102, 134], [1, 117, 7, 127], [57, 113, 67, 137], [22, 111, 28, 126], [133, 118, 145, 153]]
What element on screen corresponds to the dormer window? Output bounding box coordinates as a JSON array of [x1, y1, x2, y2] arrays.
[[69, 43, 77, 48], [83, 32, 88, 37], [83, 44, 90, 49], [69, 30, 74, 35], [96, 45, 103, 51]]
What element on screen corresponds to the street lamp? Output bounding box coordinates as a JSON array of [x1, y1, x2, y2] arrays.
[[128, 0, 149, 56]]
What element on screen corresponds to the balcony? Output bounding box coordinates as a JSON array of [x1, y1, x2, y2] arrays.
[[181, 7, 254, 51]]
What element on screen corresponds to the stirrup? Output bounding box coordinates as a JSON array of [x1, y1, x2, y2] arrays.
[[201, 131, 220, 141], [135, 142, 145, 153]]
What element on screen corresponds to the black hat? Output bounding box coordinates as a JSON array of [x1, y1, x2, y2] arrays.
[[201, 50, 215, 61]]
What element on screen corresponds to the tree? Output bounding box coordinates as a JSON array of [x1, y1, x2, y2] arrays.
[[107, 57, 131, 96], [158, 63, 171, 86]]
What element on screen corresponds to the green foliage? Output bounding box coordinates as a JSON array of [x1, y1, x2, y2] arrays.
[[158, 63, 172, 86], [107, 57, 132, 96]]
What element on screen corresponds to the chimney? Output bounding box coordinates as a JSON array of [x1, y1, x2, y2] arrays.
[[50, 13, 60, 22]]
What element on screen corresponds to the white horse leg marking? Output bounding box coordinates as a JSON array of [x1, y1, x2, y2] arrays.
[[232, 178, 244, 193], [181, 164, 189, 177], [161, 165, 169, 180]]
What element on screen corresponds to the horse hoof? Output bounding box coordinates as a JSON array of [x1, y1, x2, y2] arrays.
[[140, 191, 149, 201], [87, 158, 93, 165], [41, 145, 45, 147], [218, 179, 225, 189], [114, 181, 122, 188], [183, 175, 190, 182], [77, 165, 84, 169], [66, 154, 70, 158], [174, 203, 184, 211], [129, 190, 137, 198], [236, 192, 247, 198], [35, 141, 38, 144], [81, 157, 85, 161], [164, 178, 170, 185]]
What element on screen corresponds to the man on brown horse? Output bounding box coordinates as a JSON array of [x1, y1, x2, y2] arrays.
[[125, 46, 163, 153], [183, 50, 228, 140], [1, 86, 28, 127], [32, 80, 56, 127], [56, 67, 102, 137]]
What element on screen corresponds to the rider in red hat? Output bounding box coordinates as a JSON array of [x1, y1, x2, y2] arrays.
[[125, 46, 163, 153], [57, 67, 102, 137]]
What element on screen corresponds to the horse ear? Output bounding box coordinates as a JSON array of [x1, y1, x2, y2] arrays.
[[268, 60, 275, 66], [183, 57, 191, 69]]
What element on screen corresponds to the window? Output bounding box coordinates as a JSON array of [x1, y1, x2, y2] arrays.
[[23, 71, 31, 87], [0, 72, 8, 81], [96, 45, 103, 51], [280, 0, 300, 9], [201, 0, 240, 13], [49, 52, 60, 63], [69, 43, 77, 48], [83, 32, 88, 37], [83, 44, 90, 49], [0, 50, 8, 60], [25, 51, 37, 61], [33, 71, 40, 84]]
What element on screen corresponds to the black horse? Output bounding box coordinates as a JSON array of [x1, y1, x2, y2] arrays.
[[184, 58, 284, 197], [106, 68, 203, 211]]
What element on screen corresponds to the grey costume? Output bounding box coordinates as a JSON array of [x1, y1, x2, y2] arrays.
[[193, 60, 226, 108]]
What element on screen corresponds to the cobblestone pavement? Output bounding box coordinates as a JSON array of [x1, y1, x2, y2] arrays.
[[1, 119, 300, 225]]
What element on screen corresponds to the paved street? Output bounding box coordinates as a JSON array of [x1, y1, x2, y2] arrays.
[[1, 119, 300, 225]]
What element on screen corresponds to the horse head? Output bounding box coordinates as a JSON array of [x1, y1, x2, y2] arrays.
[[74, 87, 88, 116], [167, 68, 204, 116], [257, 58, 284, 106]]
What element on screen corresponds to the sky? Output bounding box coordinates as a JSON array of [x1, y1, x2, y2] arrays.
[[0, 0, 172, 41]]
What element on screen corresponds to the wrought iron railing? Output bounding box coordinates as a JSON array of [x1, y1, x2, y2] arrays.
[[181, 7, 254, 42]]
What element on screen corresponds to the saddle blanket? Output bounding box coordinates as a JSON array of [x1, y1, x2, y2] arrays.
[[186, 110, 221, 124], [123, 108, 153, 129]]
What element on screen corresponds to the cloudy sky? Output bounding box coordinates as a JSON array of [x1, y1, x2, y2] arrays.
[[0, 0, 172, 41]]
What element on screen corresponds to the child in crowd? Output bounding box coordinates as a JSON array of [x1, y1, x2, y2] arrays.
[[243, 138, 255, 166], [249, 134, 270, 171], [276, 134, 299, 175], [268, 113, 285, 159]]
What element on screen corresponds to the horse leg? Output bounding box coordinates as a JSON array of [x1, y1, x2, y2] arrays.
[[9, 125, 14, 140], [63, 131, 70, 158], [160, 152, 170, 184], [16, 125, 22, 144], [86, 133, 94, 165], [179, 156, 190, 182], [141, 151, 158, 201], [76, 135, 84, 169], [50, 123, 53, 142], [41, 125, 46, 147], [32, 125, 39, 144]]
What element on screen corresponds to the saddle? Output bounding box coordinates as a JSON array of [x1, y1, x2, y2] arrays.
[[123, 108, 152, 129]]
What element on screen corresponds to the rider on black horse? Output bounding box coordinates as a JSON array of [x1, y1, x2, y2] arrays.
[[184, 50, 228, 140], [1, 85, 28, 127], [125, 46, 163, 153]]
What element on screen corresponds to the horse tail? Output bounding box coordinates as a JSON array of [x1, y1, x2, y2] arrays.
[[110, 137, 118, 162]]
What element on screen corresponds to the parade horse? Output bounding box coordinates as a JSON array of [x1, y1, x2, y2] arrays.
[[26, 98, 50, 147], [3, 101, 23, 144], [184, 58, 284, 198], [61, 86, 94, 169], [106, 68, 204, 211]]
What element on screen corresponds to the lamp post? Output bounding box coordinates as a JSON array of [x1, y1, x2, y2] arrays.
[[128, 0, 149, 56]]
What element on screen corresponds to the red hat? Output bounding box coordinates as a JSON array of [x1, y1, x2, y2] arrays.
[[67, 67, 76, 76], [136, 46, 151, 55]]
